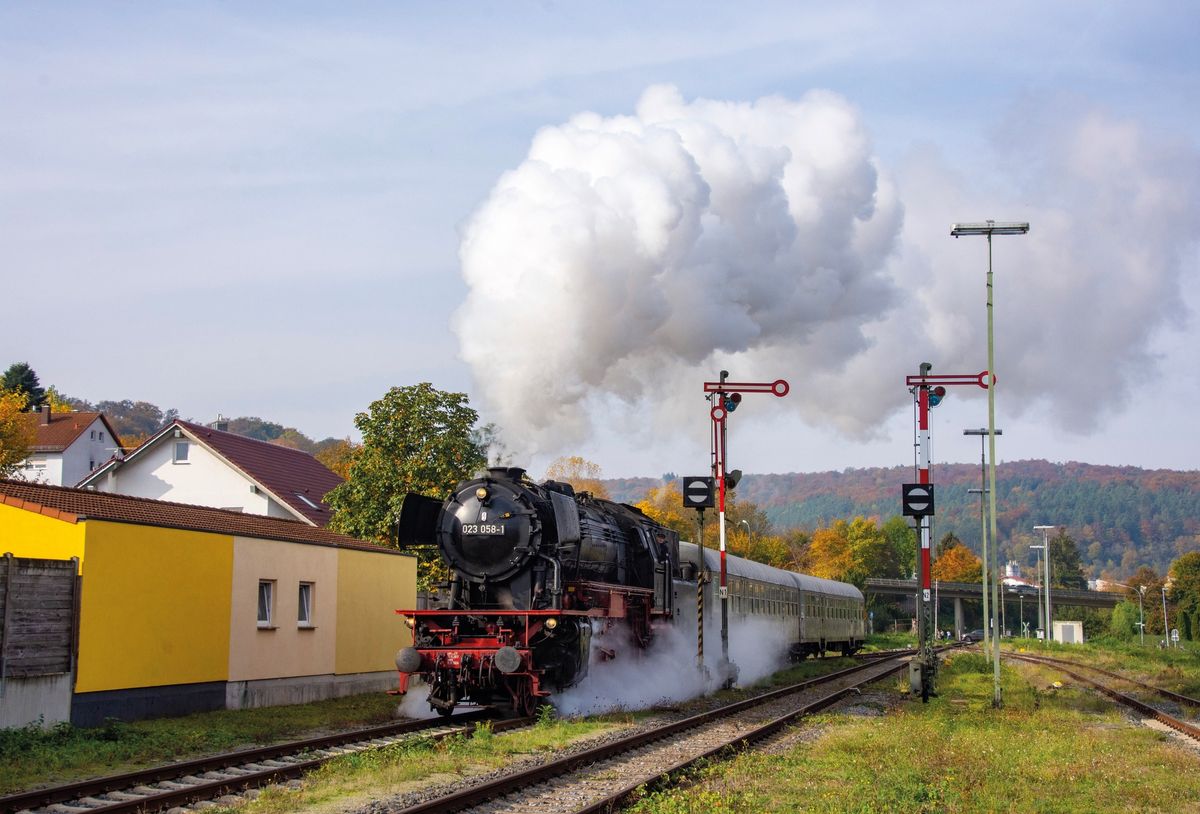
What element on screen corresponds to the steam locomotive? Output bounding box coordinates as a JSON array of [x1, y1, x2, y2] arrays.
[[392, 467, 864, 716]]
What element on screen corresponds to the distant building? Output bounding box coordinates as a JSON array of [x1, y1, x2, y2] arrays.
[[12, 406, 121, 486], [78, 419, 343, 527]]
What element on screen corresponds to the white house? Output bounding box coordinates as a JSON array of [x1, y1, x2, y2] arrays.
[[14, 407, 121, 486], [78, 420, 343, 527]]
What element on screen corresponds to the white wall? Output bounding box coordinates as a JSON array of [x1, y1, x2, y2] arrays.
[[94, 434, 296, 519], [62, 417, 118, 486]]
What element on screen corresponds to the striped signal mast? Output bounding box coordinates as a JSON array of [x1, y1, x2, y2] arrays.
[[703, 371, 789, 684]]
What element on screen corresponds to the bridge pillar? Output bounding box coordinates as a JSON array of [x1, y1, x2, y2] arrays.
[[954, 597, 964, 639]]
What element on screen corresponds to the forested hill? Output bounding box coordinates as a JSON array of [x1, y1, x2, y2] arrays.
[[604, 461, 1200, 576]]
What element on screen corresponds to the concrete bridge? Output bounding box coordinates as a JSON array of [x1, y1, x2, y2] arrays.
[[863, 578, 1121, 638]]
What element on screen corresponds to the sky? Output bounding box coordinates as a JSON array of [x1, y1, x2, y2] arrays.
[[3, 2, 1199, 479]]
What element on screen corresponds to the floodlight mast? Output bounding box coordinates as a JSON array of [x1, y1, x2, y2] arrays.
[[951, 218, 1028, 710]]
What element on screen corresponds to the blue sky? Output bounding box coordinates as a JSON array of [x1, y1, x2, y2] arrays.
[[3, 2, 1198, 478]]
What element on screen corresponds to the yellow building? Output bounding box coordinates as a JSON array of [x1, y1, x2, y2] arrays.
[[0, 480, 414, 726]]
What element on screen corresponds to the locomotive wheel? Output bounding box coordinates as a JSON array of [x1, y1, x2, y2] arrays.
[[436, 705, 454, 718]]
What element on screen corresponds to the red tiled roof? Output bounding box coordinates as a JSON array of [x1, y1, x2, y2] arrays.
[[0, 479, 402, 554], [23, 411, 120, 453], [169, 421, 345, 525]]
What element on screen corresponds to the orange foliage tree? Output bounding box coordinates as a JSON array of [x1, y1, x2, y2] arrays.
[[543, 456, 610, 499], [932, 543, 982, 583]]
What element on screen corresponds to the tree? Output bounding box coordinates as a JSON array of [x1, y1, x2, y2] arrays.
[[43, 386, 75, 414], [0, 390, 35, 476], [326, 384, 487, 590], [932, 543, 982, 583], [1168, 551, 1200, 641], [805, 516, 904, 588], [2, 363, 44, 409], [884, 516, 917, 578], [633, 482, 693, 539], [543, 456, 610, 499], [97, 400, 179, 440], [314, 438, 357, 480], [1048, 530, 1087, 590], [936, 531, 962, 559], [1109, 600, 1141, 639]]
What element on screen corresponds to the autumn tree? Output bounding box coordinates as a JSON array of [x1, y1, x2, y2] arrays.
[[315, 438, 357, 480], [634, 482, 693, 538], [326, 384, 487, 590], [936, 531, 962, 559], [931, 542, 982, 583], [884, 516, 917, 578], [543, 456, 610, 499], [2, 362, 45, 410], [0, 390, 35, 476], [805, 517, 906, 588], [43, 386, 75, 414]]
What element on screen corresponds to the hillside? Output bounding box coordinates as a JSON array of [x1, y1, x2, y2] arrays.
[[605, 461, 1200, 577]]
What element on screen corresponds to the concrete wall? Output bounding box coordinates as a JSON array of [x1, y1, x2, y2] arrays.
[[0, 673, 73, 728], [228, 535, 337, 681], [76, 520, 233, 692]]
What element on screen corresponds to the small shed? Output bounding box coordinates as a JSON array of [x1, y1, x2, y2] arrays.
[[1053, 620, 1085, 644]]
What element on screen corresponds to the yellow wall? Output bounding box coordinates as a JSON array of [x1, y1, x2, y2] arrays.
[[335, 547, 415, 674], [0, 503, 85, 564], [228, 536, 337, 681], [75, 520, 233, 693]]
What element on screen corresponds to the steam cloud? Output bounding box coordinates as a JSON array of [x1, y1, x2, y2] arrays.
[[456, 86, 1199, 455]]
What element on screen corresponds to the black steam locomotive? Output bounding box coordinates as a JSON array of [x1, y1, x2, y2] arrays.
[[392, 467, 679, 716]]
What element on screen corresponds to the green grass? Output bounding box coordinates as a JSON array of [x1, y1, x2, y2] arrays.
[[862, 632, 917, 651], [1005, 637, 1200, 699], [208, 711, 634, 814], [628, 650, 1200, 813], [0, 691, 400, 794]]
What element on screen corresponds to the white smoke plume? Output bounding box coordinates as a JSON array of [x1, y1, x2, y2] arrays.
[[456, 86, 1200, 456], [553, 616, 793, 716], [456, 84, 902, 453]]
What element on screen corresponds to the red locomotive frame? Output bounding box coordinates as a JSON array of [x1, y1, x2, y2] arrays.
[[394, 581, 659, 716]]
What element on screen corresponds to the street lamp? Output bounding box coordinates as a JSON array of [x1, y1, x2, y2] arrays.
[[1030, 543, 1045, 638], [1034, 525, 1055, 641], [953, 220, 1028, 707]]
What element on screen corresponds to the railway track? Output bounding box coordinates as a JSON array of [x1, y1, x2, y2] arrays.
[[0, 710, 526, 814], [387, 651, 921, 814], [1005, 651, 1200, 743]]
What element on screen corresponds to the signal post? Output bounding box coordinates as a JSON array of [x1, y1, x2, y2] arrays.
[[903, 363, 993, 701], [701, 371, 788, 685]]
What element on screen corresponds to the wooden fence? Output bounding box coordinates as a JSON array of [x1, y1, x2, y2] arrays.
[[0, 553, 80, 687]]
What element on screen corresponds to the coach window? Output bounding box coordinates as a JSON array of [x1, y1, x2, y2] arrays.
[[298, 582, 315, 628], [257, 580, 276, 628]]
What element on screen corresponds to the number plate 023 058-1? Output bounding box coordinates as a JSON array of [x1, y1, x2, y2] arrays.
[[462, 523, 505, 535]]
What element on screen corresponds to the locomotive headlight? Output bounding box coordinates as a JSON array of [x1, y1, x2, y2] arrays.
[[403, 616, 416, 629], [475, 487, 489, 500], [544, 617, 558, 630]]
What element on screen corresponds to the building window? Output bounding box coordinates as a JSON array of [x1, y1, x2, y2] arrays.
[[174, 441, 189, 463], [90, 430, 96, 440], [298, 582, 314, 627], [99, 432, 105, 442], [257, 580, 275, 627]]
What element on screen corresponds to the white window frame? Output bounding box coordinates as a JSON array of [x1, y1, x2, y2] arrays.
[[298, 582, 315, 628], [173, 440, 190, 464], [257, 579, 275, 628]]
